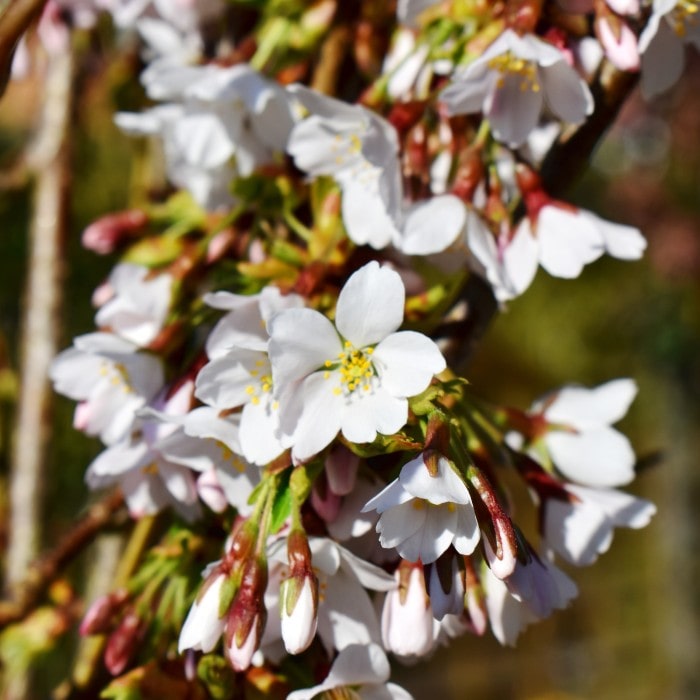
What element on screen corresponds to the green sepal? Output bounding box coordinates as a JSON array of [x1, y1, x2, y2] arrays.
[[269, 469, 293, 534], [197, 655, 236, 700], [218, 575, 237, 619]]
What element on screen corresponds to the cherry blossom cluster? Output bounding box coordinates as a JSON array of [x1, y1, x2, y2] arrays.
[[33, 0, 678, 696]]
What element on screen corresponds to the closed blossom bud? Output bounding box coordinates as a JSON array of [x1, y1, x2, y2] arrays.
[[82, 209, 148, 254], [178, 571, 229, 654], [225, 558, 267, 672], [80, 589, 129, 636], [595, 13, 640, 71], [104, 609, 145, 676], [382, 561, 435, 659], [468, 468, 518, 579], [280, 531, 318, 654], [324, 446, 359, 496]]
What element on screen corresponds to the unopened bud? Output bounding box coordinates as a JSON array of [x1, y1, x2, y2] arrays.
[[104, 609, 144, 676], [82, 210, 148, 254], [595, 13, 640, 71], [280, 531, 318, 654], [382, 561, 434, 658], [225, 558, 267, 672], [80, 589, 129, 636]]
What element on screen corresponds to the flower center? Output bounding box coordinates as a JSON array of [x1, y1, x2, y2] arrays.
[[322, 689, 361, 700], [99, 360, 134, 394], [324, 341, 376, 396], [245, 358, 276, 407], [487, 52, 540, 92], [671, 0, 699, 36]]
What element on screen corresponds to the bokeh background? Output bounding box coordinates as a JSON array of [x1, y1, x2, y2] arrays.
[[1, 30, 699, 700]]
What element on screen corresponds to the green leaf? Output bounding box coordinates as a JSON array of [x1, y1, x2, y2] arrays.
[[269, 470, 292, 534]]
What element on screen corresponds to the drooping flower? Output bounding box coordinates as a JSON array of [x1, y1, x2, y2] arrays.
[[50, 333, 164, 445], [268, 262, 446, 462], [287, 643, 414, 700], [362, 452, 480, 564], [381, 562, 435, 659], [441, 29, 594, 147], [482, 553, 577, 646], [533, 378, 639, 487], [542, 484, 656, 565], [116, 64, 294, 210], [286, 86, 466, 250], [94, 263, 173, 347], [196, 287, 304, 465], [85, 382, 201, 520]]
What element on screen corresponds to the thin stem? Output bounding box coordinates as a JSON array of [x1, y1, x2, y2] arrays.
[[5, 35, 74, 597]]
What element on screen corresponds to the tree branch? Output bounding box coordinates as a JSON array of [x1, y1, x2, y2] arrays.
[[0, 491, 127, 629]]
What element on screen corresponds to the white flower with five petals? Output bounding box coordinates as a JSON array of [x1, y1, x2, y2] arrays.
[[362, 453, 480, 564], [268, 262, 446, 462], [441, 29, 594, 147]]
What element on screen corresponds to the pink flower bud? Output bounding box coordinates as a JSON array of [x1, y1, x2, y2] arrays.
[[225, 559, 267, 672], [280, 531, 318, 654], [596, 15, 640, 71], [178, 572, 228, 654], [311, 477, 342, 522], [80, 589, 129, 636], [82, 210, 148, 255], [104, 610, 144, 676], [381, 562, 435, 658]]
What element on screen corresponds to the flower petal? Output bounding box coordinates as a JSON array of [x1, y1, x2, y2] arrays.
[[336, 262, 405, 347]]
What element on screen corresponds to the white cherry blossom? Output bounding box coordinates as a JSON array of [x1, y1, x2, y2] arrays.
[[94, 263, 172, 347], [50, 333, 164, 445], [196, 287, 304, 465], [362, 453, 480, 564], [268, 262, 446, 462], [287, 86, 465, 250], [483, 555, 577, 646], [543, 484, 656, 565], [441, 29, 594, 147], [381, 564, 435, 659], [288, 643, 414, 700], [116, 64, 294, 210], [535, 378, 639, 487], [85, 381, 201, 520]]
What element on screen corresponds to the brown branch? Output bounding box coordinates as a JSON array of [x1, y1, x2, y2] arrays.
[[0, 491, 127, 629], [444, 62, 640, 373], [310, 24, 352, 96], [0, 0, 48, 98]]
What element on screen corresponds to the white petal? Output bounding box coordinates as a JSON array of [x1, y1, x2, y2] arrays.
[[544, 378, 637, 429], [397, 195, 467, 255], [340, 177, 401, 249], [340, 390, 408, 444], [396, 506, 457, 564], [639, 17, 685, 98], [501, 221, 540, 297], [452, 503, 481, 555], [546, 427, 636, 487], [373, 331, 445, 397], [488, 74, 543, 147], [239, 399, 287, 465], [398, 455, 471, 505], [268, 309, 341, 388], [336, 262, 405, 347], [290, 372, 345, 462], [581, 211, 647, 260], [567, 484, 656, 529], [536, 206, 604, 278], [541, 60, 594, 123], [362, 477, 413, 514]]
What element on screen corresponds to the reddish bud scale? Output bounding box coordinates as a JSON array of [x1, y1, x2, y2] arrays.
[[227, 558, 268, 651], [81, 209, 148, 254], [396, 559, 427, 607], [80, 589, 129, 636], [388, 101, 427, 135], [104, 609, 145, 676]]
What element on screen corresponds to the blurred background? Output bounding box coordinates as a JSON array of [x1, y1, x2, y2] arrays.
[[1, 28, 699, 700]]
